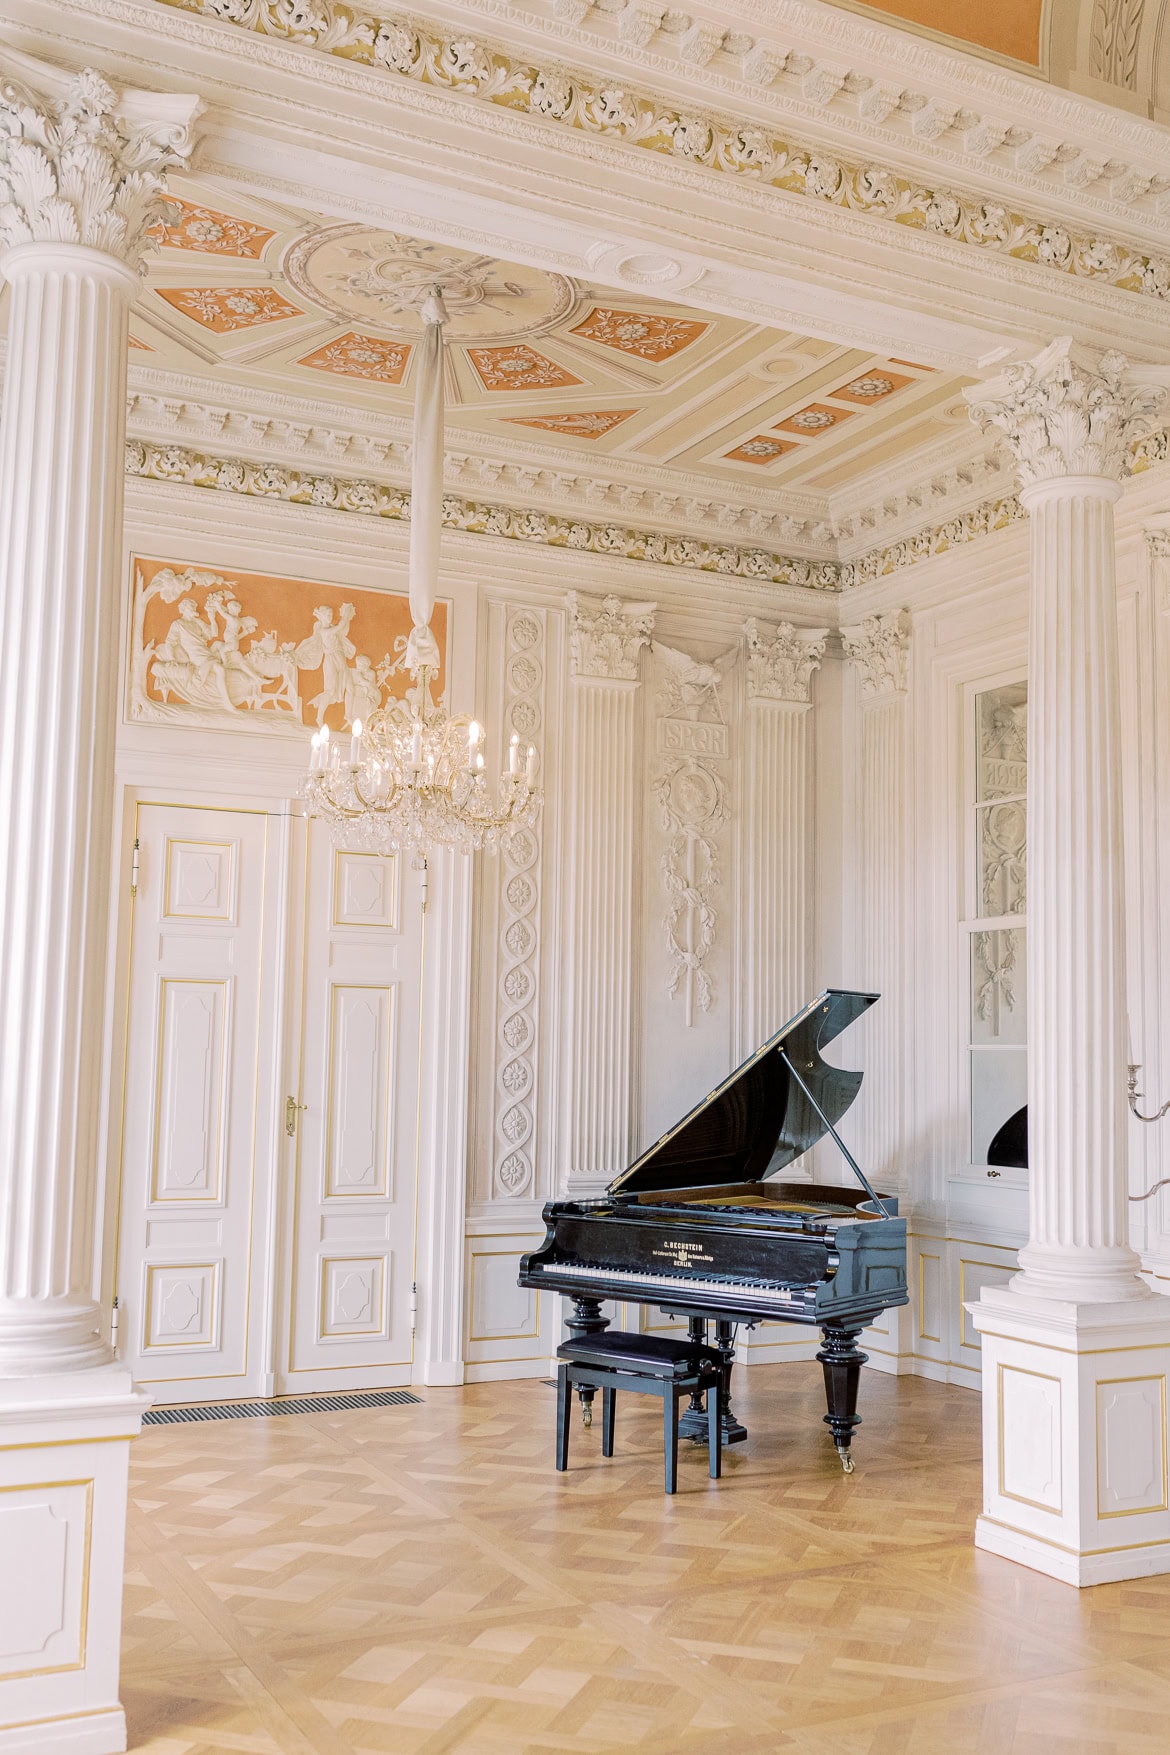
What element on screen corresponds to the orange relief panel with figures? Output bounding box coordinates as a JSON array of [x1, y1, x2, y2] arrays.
[[129, 556, 448, 734]]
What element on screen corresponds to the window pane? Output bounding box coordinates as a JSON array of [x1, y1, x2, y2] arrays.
[[977, 683, 1027, 802], [971, 1047, 1028, 1165], [971, 928, 1026, 1045], [978, 800, 1027, 914]]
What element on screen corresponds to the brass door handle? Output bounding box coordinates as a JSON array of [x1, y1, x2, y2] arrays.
[[285, 1096, 307, 1138]]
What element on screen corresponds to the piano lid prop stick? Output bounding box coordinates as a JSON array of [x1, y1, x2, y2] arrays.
[[777, 1050, 892, 1219]]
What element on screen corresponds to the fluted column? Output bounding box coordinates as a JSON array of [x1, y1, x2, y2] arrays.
[[560, 591, 654, 1191], [968, 339, 1164, 1303], [965, 338, 1170, 1588], [0, 58, 199, 1374], [736, 618, 827, 1054]]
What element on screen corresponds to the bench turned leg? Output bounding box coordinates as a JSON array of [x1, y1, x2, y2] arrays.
[[707, 1375, 722, 1480], [664, 1386, 679, 1494], [601, 1387, 616, 1457], [555, 1365, 571, 1472]]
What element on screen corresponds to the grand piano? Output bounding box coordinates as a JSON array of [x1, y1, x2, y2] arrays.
[[518, 989, 907, 1471]]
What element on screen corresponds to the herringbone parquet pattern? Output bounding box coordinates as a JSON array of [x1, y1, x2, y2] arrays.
[[122, 1364, 1170, 1754]]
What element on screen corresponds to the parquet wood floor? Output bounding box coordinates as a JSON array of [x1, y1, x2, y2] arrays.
[[121, 1363, 1170, 1755]]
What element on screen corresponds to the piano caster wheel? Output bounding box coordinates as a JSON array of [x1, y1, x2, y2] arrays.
[[837, 1446, 855, 1475], [582, 1404, 592, 1430]]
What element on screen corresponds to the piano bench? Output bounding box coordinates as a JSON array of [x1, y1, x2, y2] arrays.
[[554, 1332, 723, 1493]]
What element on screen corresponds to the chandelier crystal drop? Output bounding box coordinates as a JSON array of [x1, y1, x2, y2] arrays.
[[300, 284, 542, 857]]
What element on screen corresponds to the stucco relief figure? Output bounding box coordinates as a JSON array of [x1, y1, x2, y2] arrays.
[[131, 564, 427, 732], [344, 653, 382, 726], [654, 642, 736, 721], [296, 603, 358, 725]]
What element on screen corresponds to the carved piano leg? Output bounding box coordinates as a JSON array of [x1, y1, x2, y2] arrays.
[[677, 1316, 711, 1443], [565, 1295, 609, 1428], [816, 1325, 868, 1472], [713, 1318, 749, 1446]]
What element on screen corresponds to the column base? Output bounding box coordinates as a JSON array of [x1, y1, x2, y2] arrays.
[[0, 1366, 149, 1754], [969, 1285, 1170, 1587]]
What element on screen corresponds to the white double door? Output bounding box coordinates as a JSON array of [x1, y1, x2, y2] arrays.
[[114, 799, 424, 1403]]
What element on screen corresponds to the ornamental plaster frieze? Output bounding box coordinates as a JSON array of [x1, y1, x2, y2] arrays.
[[124, 437, 851, 589], [0, 47, 202, 268], [121, 431, 1170, 593], [148, 0, 1170, 302]]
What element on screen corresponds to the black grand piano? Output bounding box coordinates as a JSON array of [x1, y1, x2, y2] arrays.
[[519, 989, 907, 1471]]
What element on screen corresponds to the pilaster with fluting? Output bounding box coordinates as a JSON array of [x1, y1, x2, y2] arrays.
[[560, 592, 653, 1191], [840, 611, 912, 1192], [736, 619, 826, 1055]]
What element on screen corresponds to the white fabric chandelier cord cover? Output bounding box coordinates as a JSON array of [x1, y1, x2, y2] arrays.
[[404, 288, 447, 676]]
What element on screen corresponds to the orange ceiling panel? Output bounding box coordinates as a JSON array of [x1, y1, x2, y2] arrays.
[[834, 0, 1043, 67]]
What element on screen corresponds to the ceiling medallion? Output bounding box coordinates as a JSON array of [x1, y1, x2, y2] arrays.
[[283, 224, 576, 341]]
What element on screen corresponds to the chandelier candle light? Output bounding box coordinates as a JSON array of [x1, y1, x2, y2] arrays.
[[301, 287, 542, 856]]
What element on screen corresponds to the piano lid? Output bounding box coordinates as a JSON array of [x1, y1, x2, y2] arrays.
[[610, 988, 878, 1195]]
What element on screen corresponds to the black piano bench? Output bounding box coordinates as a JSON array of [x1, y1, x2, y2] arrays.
[[554, 1330, 723, 1494]]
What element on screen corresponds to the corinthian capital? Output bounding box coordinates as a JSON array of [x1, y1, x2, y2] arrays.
[[965, 336, 1167, 488], [0, 50, 202, 273], [742, 617, 828, 704], [567, 590, 655, 680], [841, 609, 911, 697]]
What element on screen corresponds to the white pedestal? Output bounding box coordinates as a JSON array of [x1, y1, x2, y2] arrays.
[[970, 1285, 1170, 1585], [0, 1369, 148, 1754]]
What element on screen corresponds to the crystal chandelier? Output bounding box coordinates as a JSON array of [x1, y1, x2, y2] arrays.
[[301, 287, 542, 857]]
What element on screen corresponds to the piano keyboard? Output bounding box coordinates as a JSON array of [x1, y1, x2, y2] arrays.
[[535, 1260, 808, 1305]]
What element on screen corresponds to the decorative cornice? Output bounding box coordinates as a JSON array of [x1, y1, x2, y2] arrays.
[[0, 49, 200, 270], [966, 335, 1168, 487], [123, 439, 849, 588], [841, 609, 912, 695], [153, 0, 1170, 304], [124, 379, 833, 553], [567, 590, 656, 678], [462, 0, 1170, 230], [742, 617, 826, 702]]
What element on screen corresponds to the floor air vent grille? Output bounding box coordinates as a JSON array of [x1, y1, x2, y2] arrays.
[[143, 1389, 422, 1425]]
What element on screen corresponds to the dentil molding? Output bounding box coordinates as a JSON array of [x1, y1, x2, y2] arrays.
[[0, 47, 201, 268], [742, 616, 827, 702], [841, 608, 912, 695], [149, 0, 1170, 305], [967, 335, 1169, 485]]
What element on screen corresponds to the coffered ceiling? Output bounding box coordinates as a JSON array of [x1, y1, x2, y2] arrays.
[[122, 175, 975, 545]]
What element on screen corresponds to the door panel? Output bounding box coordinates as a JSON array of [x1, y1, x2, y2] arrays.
[[282, 834, 422, 1389], [117, 804, 270, 1399]]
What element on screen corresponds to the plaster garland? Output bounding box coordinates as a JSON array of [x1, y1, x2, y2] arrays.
[[0, 53, 202, 267], [965, 334, 1168, 486], [492, 607, 546, 1199], [652, 642, 734, 1021], [152, 0, 1170, 303], [840, 609, 912, 696], [742, 616, 827, 702]]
